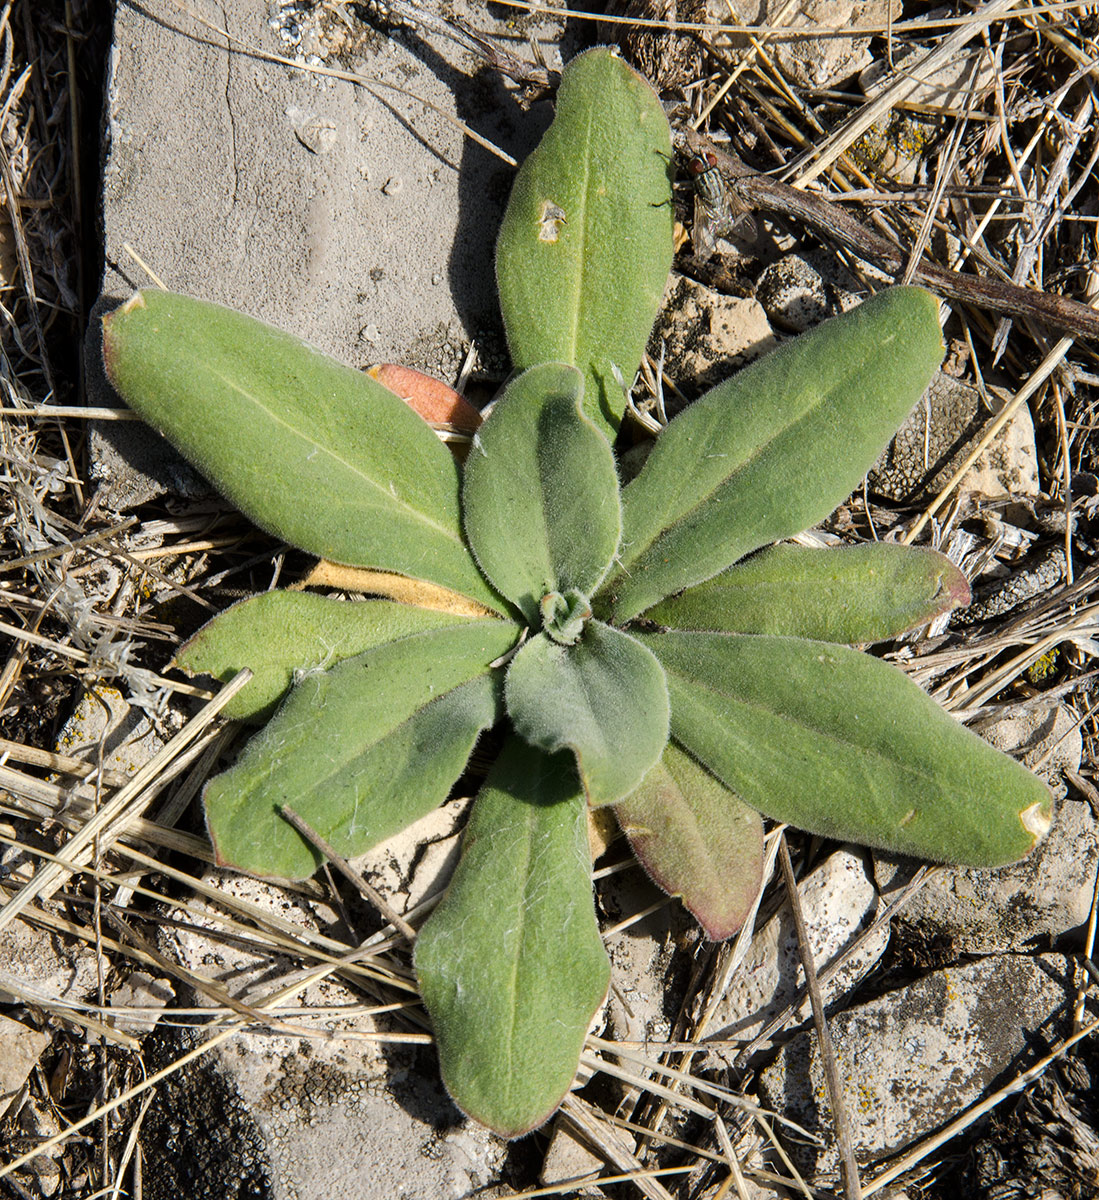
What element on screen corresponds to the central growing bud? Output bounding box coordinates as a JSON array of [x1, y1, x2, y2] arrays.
[[540, 588, 592, 646]]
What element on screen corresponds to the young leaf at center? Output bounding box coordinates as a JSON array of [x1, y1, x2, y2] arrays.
[[415, 737, 610, 1138], [505, 621, 669, 807], [462, 362, 621, 624]]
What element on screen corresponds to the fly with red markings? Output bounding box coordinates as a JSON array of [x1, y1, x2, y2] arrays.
[[686, 150, 754, 259]]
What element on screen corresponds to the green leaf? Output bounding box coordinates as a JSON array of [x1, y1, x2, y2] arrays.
[[102, 290, 503, 612], [642, 630, 1051, 867], [615, 742, 764, 940], [496, 47, 674, 441], [505, 622, 669, 807], [176, 592, 492, 722], [205, 619, 518, 880], [598, 288, 945, 623], [415, 737, 609, 1138], [462, 363, 621, 624], [645, 543, 970, 642]]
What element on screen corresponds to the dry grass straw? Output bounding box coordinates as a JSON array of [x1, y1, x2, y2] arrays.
[[1, 0, 1098, 1196]]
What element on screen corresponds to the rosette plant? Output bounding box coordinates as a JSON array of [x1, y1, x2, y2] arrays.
[[100, 48, 1050, 1137]]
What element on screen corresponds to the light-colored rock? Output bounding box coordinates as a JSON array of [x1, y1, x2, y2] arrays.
[[0, 914, 108, 1007], [861, 44, 998, 108], [541, 1122, 606, 1194], [963, 394, 1041, 500], [352, 796, 471, 917], [0, 1014, 50, 1110], [756, 953, 1072, 1175], [869, 374, 1039, 503], [54, 683, 165, 782], [705, 847, 888, 1052], [977, 701, 1083, 784], [708, 0, 900, 89], [599, 867, 697, 1051], [876, 705, 1094, 953], [755, 255, 858, 332], [108, 971, 176, 1034], [656, 275, 775, 402]]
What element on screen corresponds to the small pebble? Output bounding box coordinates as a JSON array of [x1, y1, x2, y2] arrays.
[[381, 176, 402, 196]]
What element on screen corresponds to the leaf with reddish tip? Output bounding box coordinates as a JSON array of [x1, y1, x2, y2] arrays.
[[641, 630, 1052, 867], [644, 543, 970, 641], [415, 738, 609, 1138], [368, 363, 483, 432], [615, 742, 765, 940]]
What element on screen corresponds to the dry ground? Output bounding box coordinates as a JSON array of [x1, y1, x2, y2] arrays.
[[1, 0, 1097, 1196]]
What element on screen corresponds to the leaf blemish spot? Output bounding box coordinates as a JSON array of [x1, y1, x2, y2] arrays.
[[537, 200, 567, 242]]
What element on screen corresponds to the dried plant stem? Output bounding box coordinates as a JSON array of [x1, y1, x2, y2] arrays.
[[778, 835, 863, 1200], [718, 160, 1099, 343], [279, 805, 417, 944], [0, 668, 251, 933]]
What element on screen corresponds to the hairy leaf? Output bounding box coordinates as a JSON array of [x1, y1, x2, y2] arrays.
[[415, 738, 609, 1137], [615, 742, 765, 940], [176, 592, 489, 722], [505, 622, 669, 807], [496, 48, 674, 440], [642, 630, 1051, 867], [102, 290, 503, 612], [645, 543, 970, 642], [599, 288, 945, 622], [462, 363, 620, 623], [205, 620, 517, 879]]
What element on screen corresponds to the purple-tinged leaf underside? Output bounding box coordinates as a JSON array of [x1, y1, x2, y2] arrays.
[[615, 741, 765, 940]]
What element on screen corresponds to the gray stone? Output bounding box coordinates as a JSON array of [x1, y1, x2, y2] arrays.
[[756, 953, 1073, 1175], [54, 682, 165, 782], [707, 0, 900, 88], [0, 1014, 50, 1110], [91, 0, 575, 509], [755, 255, 858, 333], [540, 1122, 606, 1194], [352, 796, 471, 917], [706, 847, 888, 1053], [150, 867, 507, 1198], [0, 913, 108, 1008], [108, 971, 176, 1035], [869, 373, 1039, 504], [875, 706, 1094, 954]]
